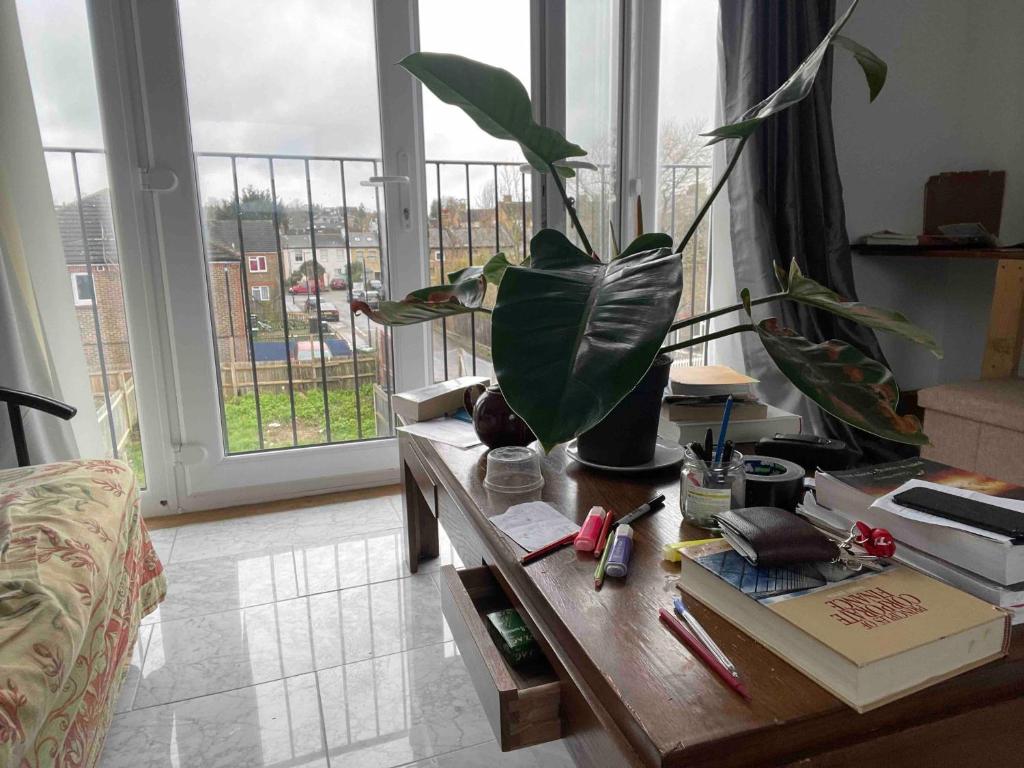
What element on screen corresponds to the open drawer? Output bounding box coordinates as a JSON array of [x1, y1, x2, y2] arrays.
[[439, 565, 563, 751]]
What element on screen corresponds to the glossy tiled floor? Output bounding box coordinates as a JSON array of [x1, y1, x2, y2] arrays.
[[101, 491, 574, 768]]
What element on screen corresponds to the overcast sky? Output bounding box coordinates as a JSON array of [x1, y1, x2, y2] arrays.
[[18, 0, 716, 211]]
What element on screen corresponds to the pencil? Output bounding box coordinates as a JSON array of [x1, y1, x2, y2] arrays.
[[659, 608, 750, 700], [594, 508, 615, 558], [520, 531, 578, 565], [594, 534, 613, 590]]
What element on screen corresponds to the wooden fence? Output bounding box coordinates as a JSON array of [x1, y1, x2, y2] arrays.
[[91, 372, 138, 456], [221, 357, 378, 397]]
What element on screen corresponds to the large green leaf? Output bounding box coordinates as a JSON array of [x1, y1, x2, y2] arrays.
[[754, 317, 928, 445], [352, 271, 485, 326], [777, 261, 942, 357], [448, 252, 514, 287], [616, 232, 673, 260], [401, 53, 586, 172], [703, 0, 885, 144], [492, 239, 683, 451]]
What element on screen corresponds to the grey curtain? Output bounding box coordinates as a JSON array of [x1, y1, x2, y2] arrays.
[[719, 0, 911, 463]]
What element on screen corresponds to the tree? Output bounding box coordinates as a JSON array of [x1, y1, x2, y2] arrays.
[[206, 185, 284, 222], [289, 258, 326, 287]]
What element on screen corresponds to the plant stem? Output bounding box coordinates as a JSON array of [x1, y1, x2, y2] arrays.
[[659, 323, 755, 355], [668, 292, 786, 332], [675, 134, 749, 255], [547, 162, 595, 256]]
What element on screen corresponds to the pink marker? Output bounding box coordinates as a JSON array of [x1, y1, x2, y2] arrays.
[[574, 506, 606, 553]]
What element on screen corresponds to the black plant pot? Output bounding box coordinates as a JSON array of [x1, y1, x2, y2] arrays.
[[576, 354, 672, 467]]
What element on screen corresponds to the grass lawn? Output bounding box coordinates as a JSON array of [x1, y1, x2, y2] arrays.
[[224, 385, 380, 452]]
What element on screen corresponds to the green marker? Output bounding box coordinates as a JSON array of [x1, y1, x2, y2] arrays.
[[594, 535, 613, 590]]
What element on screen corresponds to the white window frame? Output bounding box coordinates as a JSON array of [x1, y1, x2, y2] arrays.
[[251, 285, 270, 302], [70, 272, 94, 306], [83, 0, 657, 513], [247, 255, 267, 273]]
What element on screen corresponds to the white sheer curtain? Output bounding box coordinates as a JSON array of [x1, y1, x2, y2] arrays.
[[0, 0, 102, 467]]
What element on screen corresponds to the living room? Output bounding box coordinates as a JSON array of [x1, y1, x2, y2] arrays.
[[2, 1, 1023, 767]]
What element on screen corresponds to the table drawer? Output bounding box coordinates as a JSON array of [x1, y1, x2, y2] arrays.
[[440, 564, 563, 751]]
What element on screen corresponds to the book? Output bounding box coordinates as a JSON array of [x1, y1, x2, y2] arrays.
[[678, 539, 1010, 712], [662, 397, 768, 423], [815, 459, 1024, 584], [857, 230, 920, 246], [391, 376, 489, 423], [669, 364, 756, 397], [663, 404, 802, 444], [798, 493, 1024, 623]]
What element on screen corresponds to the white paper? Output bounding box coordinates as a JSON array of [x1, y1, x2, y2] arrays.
[[490, 501, 580, 552], [398, 418, 481, 449], [872, 480, 1023, 543]]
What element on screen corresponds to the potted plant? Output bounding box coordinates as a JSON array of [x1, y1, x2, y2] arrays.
[[354, 0, 940, 463]]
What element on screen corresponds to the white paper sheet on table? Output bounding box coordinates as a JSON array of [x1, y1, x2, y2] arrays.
[[490, 501, 580, 552], [872, 479, 1023, 543], [398, 418, 481, 449]]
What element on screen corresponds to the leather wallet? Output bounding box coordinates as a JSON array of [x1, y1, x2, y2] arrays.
[[714, 506, 839, 566]]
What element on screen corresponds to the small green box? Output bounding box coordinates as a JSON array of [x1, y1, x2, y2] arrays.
[[485, 608, 539, 667]]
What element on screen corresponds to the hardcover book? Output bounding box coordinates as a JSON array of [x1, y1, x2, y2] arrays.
[[678, 540, 1010, 712], [816, 459, 1024, 585]]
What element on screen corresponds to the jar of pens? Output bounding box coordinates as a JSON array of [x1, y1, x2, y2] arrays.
[[680, 443, 744, 530], [680, 396, 744, 530]]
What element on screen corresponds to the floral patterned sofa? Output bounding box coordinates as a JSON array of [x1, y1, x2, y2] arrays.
[[0, 459, 166, 767]]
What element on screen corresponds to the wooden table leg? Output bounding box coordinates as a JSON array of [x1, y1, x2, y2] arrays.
[[401, 438, 439, 573], [982, 259, 1024, 378]]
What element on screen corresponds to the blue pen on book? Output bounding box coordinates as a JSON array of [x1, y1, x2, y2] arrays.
[[713, 395, 734, 465]]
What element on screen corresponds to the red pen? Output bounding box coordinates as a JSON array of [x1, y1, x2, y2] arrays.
[[658, 608, 750, 700], [520, 531, 578, 564], [594, 508, 615, 558]]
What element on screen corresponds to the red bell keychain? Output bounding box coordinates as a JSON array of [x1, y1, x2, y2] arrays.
[[833, 521, 897, 571]]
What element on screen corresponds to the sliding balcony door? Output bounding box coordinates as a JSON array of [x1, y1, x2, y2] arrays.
[[84, 0, 647, 512]]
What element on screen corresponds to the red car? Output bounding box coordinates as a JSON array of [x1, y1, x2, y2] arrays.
[[288, 281, 318, 295], [330, 277, 348, 290]]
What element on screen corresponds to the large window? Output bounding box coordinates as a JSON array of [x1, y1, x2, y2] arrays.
[[655, 0, 719, 366], [18, 0, 147, 485]]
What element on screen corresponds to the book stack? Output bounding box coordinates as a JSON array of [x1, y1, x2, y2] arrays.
[[799, 457, 1024, 623], [661, 364, 801, 443]]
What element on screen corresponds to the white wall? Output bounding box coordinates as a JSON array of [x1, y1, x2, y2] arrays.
[[833, 0, 1024, 390]]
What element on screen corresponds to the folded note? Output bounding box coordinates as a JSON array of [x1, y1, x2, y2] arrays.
[[490, 501, 580, 552]]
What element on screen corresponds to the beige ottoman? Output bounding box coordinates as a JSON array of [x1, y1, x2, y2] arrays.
[[919, 378, 1024, 484]]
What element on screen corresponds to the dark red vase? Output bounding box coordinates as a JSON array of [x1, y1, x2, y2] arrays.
[[471, 385, 535, 449]]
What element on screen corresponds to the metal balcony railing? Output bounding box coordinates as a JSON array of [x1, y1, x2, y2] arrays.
[[45, 147, 712, 458]]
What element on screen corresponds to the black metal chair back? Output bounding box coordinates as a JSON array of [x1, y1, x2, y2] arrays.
[[0, 387, 77, 467]]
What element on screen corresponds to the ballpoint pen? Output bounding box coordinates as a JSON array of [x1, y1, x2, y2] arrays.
[[714, 396, 734, 465], [594, 534, 613, 590], [674, 596, 737, 676], [659, 608, 750, 700]]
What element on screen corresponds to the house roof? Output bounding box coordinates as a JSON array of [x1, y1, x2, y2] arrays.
[[281, 232, 380, 249], [205, 219, 280, 256], [56, 189, 118, 265]]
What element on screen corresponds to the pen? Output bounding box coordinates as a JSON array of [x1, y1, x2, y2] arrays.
[[673, 596, 737, 676], [594, 533, 613, 590], [721, 440, 734, 464], [659, 608, 750, 700], [521, 531, 578, 564], [714, 396, 734, 465], [614, 494, 666, 528], [703, 428, 713, 465], [594, 507, 615, 557]]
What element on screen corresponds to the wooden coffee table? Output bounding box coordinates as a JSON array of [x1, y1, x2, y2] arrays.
[[401, 431, 1024, 768]]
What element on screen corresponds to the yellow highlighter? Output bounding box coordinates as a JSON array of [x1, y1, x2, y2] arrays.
[[662, 537, 722, 562]]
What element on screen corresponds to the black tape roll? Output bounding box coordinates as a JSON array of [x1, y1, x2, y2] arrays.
[[742, 455, 805, 512]]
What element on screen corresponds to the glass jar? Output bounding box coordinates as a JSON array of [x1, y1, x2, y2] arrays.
[[680, 445, 745, 530]]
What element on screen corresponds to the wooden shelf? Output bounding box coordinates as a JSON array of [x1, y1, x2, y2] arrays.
[[852, 245, 1024, 260]]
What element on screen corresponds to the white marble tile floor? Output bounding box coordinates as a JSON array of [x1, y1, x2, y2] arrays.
[[100, 493, 573, 768]]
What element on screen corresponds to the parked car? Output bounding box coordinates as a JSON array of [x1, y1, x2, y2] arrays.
[[350, 288, 366, 302], [288, 281, 318, 295], [368, 279, 383, 292], [365, 290, 381, 309], [294, 340, 333, 362], [303, 298, 340, 321], [330, 277, 347, 290]]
